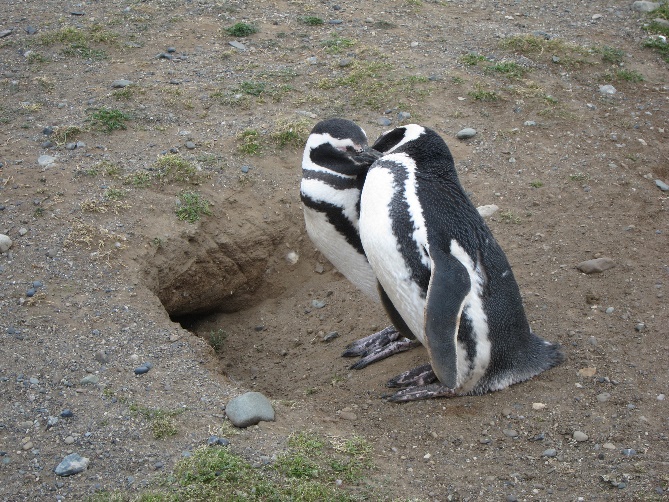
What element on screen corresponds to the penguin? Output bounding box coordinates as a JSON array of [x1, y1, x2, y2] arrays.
[[359, 124, 564, 402], [300, 119, 421, 368]]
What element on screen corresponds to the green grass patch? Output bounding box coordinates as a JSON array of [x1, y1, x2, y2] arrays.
[[88, 108, 130, 132], [500, 34, 594, 68], [606, 68, 644, 83], [26, 52, 48, 64], [468, 84, 500, 101], [238, 129, 262, 155], [225, 22, 258, 37], [104, 188, 126, 200], [301, 16, 324, 26], [569, 172, 590, 182], [485, 61, 528, 78], [239, 81, 266, 96], [62, 42, 108, 60], [374, 20, 397, 29], [128, 404, 183, 440], [321, 33, 356, 54], [176, 191, 211, 223], [35, 26, 87, 46], [153, 154, 201, 184], [499, 210, 521, 224], [207, 329, 228, 353], [317, 61, 430, 111], [529, 180, 544, 188], [643, 36, 669, 62], [598, 45, 625, 64], [271, 118, 312, 149], [459, 53, 486, 65], [52, 125, 82, 144], [123, 172, 152, 188]]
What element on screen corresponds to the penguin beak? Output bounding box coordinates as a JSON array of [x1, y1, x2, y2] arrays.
[[352, 147, 383, 166]]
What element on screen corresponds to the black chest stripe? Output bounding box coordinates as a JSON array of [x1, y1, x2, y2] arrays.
[[302, 169, 362, 191], [301, 194, 365, 255]]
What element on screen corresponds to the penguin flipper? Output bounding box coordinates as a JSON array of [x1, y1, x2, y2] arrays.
[[424, 248, 471, 389]]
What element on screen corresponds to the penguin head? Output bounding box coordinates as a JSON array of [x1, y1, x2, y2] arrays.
[[303, 119, 382, 176], [372, 124, 455, 175]]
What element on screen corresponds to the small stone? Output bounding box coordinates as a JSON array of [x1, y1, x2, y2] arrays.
[[322, 331, 339, 342], [0, 234, 12, 253], [657, 394, 665, 401], [285, 251, 299, 265], [37, 155, 56, 167], [631, 1, 661, 13], [134, 365, 150, 375], [22, 441, 33, 450], [532, 402, 547, 410], [338, 58, 352, 67], [605, 307, 614, 314], [456, 128, 477, 139], [54, 453, 89, 476], [225, 392, 275, 428], [65, 143, 77, 150], [158, 53, 173, 59], [60, 409, 73, 418], [70, 11, 85, 16], [111, 79, 133, 88], [311, 299, 326, 309], [377, 117, 392, 126], [29, 377, 39, 385], [166, 47, 176, 53], [26, 288, 36, 297], [80, 375, 99, 385], [0, 29, 14, 38], [503, 429, 518, 438], [185, 141, 196, 150], [596, 392, 611, 402], [578, 367, 596, 377], [655, 179, 669, 191], [588, 336, 598, 345], [229, 41, 246, 50], [599, 84, 617, 95], [635, 323, 646, 332], [477, 204, 499, 218], [501, 407, 513, 417], [397, 111, 411, 121], [573, 431, 589, 442], [524, 120, 536, 126], [602, 442, 615, 450], [621, 448, 636, 456], [542, 448, 557, 457], [95, 350, 110, 364], [207, 436, 230, 446], [592, 13, 603, 20], [576, 257, 615, 274], [241, 165, 250, 173], [33, 281, 43, 288]]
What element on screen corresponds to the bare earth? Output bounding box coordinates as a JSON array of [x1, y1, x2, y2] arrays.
[[1, 0, 668, 500]]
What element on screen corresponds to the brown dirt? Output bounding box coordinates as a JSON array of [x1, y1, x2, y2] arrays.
[[1, 0, 668, 500]]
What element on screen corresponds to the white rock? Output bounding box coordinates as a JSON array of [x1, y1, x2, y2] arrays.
[[532, 402, 547, 410], [285, 251, 299, 265], [0, 234, 12, 253], [38, 155, 56, 167], [631, 1, 661, 13], [599, 84, 617, 95], [477, 204, 499, 218]]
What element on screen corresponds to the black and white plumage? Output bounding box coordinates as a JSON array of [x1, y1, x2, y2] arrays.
[[359, 124, 564, 401], [300, 119, 420, 368]]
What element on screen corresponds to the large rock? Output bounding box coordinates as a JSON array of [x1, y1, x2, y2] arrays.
[[0, 234, 12, 253], [631, 1, 661, 12], [54, 453, 89, 476], [225, 392, 275, 428], [576, 257, 615, 274]]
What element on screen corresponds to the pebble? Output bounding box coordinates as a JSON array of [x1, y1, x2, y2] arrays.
[[229, 41, 246, 50], [602, 442, 615, 450], [134, 363, 151, 375], [26, 26, 37, 35], [503, 429, 518, 438], [33, 281, 43, 288], [311, 299, 326, 309], [285, 251, 298, 264], [621, 448, 636, 456], [206, 435, 230, 446], [111, 79, 133, 88], [397, 111, 411, 121], [456, 128, 477, 139], [658, 394, 665, 401], [524, 120, 536, 126], [377, 117, 392, 126], [65, 142, 77, 150], [532, 402, 547, 411], [241, 165, 250, 173], [0, 29, 13, 38], [576, 257, 615, 274], [322, 331, 339, 342], [655, 179, 669, 191], [54, 453, 89, 476], [225, 391, 275, 428], [605, 307, 614, 314], [64, 436, 75, 445], [95, 350, 110, 364], [599, 84, 617, 95], [0, 234, 12, 253], [185, 141, 196, 150], [631, 1, 661, 12], [80, 375, 99, 385], [477, 204, 499, 218], [573, 431, 589, 442], [339, 410, 357, 420], [596, 392, 611, 402], [60, 409, 74, 418], [37, 155, 56, 167], [542, 448, 557, 457]]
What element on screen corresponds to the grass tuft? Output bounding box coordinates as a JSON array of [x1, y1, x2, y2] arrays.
[[88, 108, 130, 132], [175, 191, 211, 223], [238, 129, 262, 155], [301, 16, 324, 26], [485, 61, 528, 79], [153, 154, 201, 184], [225, 22, 258, 37], [271, 118, 312, 149]]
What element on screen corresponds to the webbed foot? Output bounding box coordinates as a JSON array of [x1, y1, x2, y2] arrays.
[[342, 326, 421, 370], [385, 383, 458, 402]]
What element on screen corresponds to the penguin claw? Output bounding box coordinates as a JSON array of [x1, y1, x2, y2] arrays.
[[343, 326, 420, 369], [386, 364, 437, 388], [385, 383, 458, 402]]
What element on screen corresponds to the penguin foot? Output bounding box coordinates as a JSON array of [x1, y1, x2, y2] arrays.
[[342, 326, 420, 370], [385, 383, 458, 402], [386, 364, 437, 388]]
